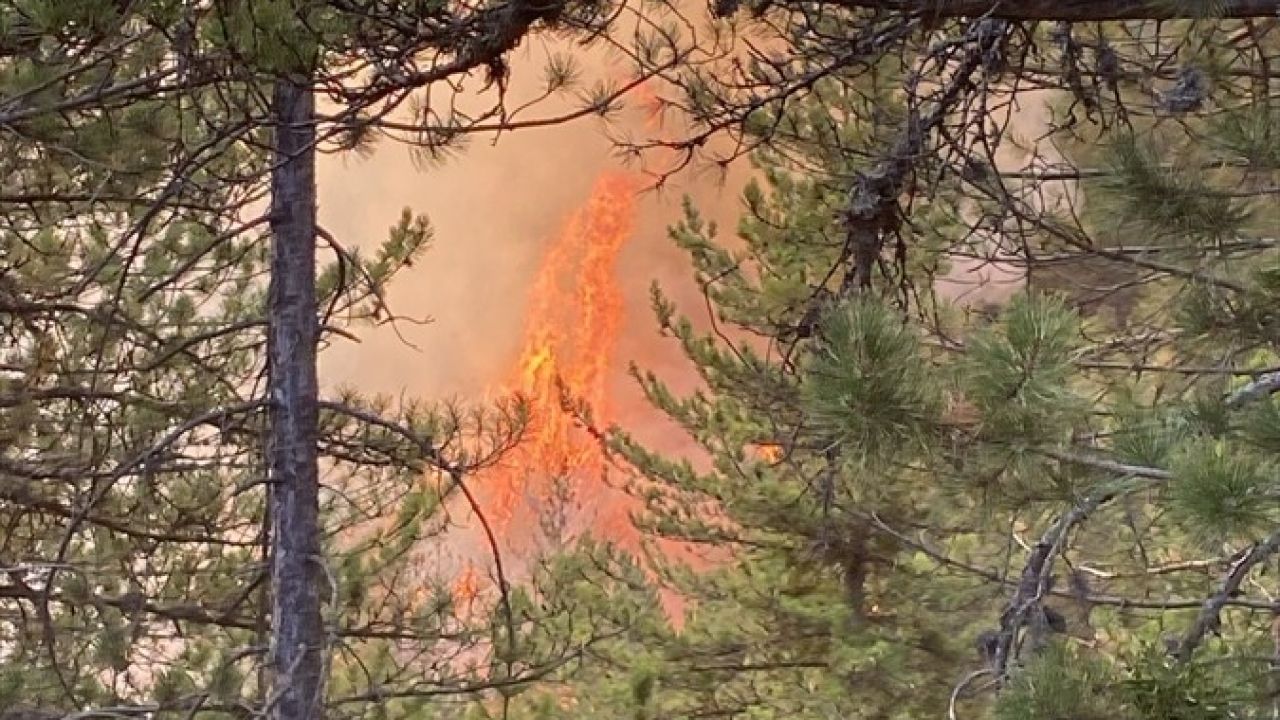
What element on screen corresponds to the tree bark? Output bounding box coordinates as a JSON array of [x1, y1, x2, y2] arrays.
[[267, 75, 325, 720], [835, 1, 1280, 20]]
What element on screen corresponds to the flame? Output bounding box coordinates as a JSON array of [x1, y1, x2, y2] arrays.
[[479, 172, 640, 542], [445, 97, 713, 619], [756, 443, 783, 463], [448, 98, 658, 610], [452, 563, 481, 611]]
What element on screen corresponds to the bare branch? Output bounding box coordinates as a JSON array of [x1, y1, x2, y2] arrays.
[[1174, 528, 1280, 662]]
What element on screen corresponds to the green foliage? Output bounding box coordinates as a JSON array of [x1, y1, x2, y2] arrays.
[[6, 2, 1280, 719], [1237, 394, 1280, 452], [1177, 260, 1280, 344], [961, 294, 1083, 443], [1111, 404, 1196, 467], [1209, 105, 1280, 169], [202, 0, 324, 73], [1096, 134, 1250, 241], [995, 644, 1115, 720], [1118, 644, 1264, 720], [802, 298, 942, 463], [565, 9, 1280, 720], [0, 668, 25, 709], [1167, 440, 1278, 542], [580, 68, 998, 720], [0, 1, 539, 713]]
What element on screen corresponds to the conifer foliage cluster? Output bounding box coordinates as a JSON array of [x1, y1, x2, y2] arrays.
[[2, 1, 1279, 720], [572, 3, 1280, 719]]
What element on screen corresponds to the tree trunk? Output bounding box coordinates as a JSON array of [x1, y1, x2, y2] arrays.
[[836, 0, 1280, 20], [267, 74, 325, 720]]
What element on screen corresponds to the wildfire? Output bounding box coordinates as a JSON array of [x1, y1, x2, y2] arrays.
[[756, 443, 784, 463], [452, 563, 481, 608], [447, 90, 662, 610], [476, 172, 640, 545]]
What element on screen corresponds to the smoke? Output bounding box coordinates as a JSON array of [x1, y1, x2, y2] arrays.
[[315, 36, 749, 592], [317, 41, 744, 432], [315, 27, 1057, 594]]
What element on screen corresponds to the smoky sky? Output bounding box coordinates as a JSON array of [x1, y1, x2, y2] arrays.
[[316, 41, 751, 466]]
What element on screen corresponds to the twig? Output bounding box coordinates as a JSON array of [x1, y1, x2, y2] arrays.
[[949, 669, 993, 720], [1226, 372, 1280, 409]]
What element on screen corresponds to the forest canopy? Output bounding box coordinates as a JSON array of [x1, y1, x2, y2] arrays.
[[1, 1, 1279, 719]]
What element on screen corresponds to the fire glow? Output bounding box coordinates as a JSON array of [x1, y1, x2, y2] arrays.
[[452, 172, 641, 604], [489, 172, 637, 530]]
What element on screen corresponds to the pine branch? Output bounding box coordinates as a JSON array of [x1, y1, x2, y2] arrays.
[[1173, 527, 1280, 661], [339, 0, 571, 109], [0, 485, 260, 547], [860, 511, 1276, 609], [316, 400, 458, 479], [842, 18, 1007, 290], [1225, 371, 1280, 408], [990, 488, 1112, 679], [316, 399, 521, 666], [0, 578, 482, 641], [326, 631, 627, 707], [1040, 449, 1173, 480]]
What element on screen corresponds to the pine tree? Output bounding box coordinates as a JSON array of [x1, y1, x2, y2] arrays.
[[607, 79, 992, 720], [541, 4, 1280, 719], [0, 11, 442, 707], [0, 1, 655, 718]]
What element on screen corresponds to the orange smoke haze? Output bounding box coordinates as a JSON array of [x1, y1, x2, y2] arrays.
[[315, 28, 1043, 603], [316, 41, 739, 406], [316, 35, 751, 603]]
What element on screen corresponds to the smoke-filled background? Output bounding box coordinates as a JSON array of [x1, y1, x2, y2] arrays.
[[312, 29, 1043, 591], [316, 38, 744, 437], [312, 34, 756, 595]]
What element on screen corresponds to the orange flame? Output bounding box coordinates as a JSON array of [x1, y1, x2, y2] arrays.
[[480, 172, 640, 540], [756, 443, 783, 463], [447, 100, 711, 621], [452, 563, 481, 610]]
